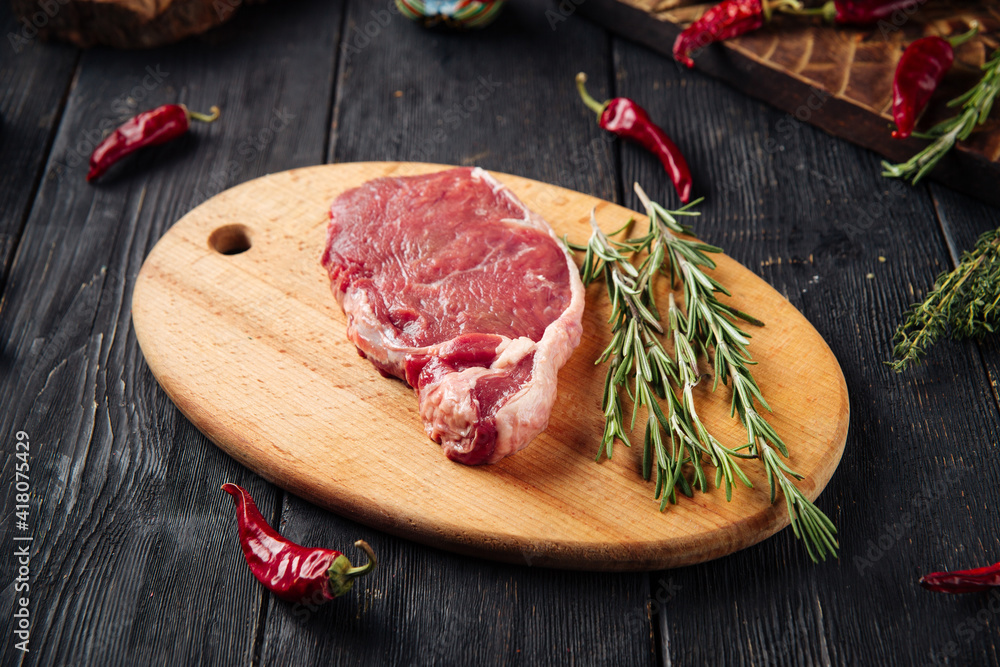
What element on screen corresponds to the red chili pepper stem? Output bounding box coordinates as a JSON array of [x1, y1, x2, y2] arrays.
[[760, 0, 803, 21], [945, 23, 979, 49], [343, 541, 377, 578], [780, 2, 837, 21], [575, 73, 607, 117], [186, 105, 222, 124], [780, 0, 950, 24], [327, 540, 377, 596]]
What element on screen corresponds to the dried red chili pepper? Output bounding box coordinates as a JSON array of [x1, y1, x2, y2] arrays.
[[892, 25, 979, 139], [221, 483, 376, 604], [920, 560, 1000, 593], [798, 0, 923, 24], [674, 0, 936, 71], [575, 73, 692, 203], [673, 0, 765, 69], [831, 0, 922, 24], [87, 104, 221, 182]]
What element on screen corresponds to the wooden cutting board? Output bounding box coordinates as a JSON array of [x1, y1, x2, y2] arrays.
[[131, 162, 849, 571], [578, 0, 1000, 208]]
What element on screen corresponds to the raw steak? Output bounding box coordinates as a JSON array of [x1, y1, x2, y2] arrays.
[[321, 167, 585, 464]]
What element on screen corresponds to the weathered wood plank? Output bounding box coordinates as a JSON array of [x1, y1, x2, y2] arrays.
[[913, 182, 1000, 667], [257, 2, 654, 665], [0, 1, 343, 665], [0, 2, 78, 290], [610, 37, 1000, 666]]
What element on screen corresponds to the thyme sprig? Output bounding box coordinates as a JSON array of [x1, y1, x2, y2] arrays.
[[891, 227, 1000, 371], [882, 49, 1000, 184], [573, 186, 838, 561]]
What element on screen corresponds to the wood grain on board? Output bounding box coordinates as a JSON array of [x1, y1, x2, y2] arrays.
[[578, 0, 1000, 206], [131, 162, 849, 571]]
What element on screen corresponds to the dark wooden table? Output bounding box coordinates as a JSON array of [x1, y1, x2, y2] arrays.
[[3, 0, 1000, 664]]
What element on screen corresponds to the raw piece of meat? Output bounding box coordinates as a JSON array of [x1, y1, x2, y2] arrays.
[[321, 167, 584, 465]]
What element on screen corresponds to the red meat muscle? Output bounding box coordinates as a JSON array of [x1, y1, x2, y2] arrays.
[[321, 167, 584, 464]]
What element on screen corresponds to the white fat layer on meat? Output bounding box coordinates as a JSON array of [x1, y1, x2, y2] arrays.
[[420, 369, 486, 443], [472, 167, 548, 234]]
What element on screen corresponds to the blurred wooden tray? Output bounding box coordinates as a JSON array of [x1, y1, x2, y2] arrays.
[[9, 0, 256, 49], [579, 0, 1000, 206]]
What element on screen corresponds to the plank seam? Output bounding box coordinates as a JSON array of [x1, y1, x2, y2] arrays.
[[323, 0, 349, 164], [327, 2, 352, 164], [0, 48, 82, 299], [610, 35, 625, 207]]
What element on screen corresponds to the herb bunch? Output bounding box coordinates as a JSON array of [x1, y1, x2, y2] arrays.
[[891, 227, 1000, 371], [572, 185, 838, 562], [882, 49, 1000, 184]]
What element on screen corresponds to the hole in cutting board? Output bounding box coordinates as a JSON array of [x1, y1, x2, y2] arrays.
[[209, 224, 252, 255]]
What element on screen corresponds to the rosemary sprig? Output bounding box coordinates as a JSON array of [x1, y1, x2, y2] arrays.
[[574, 187, 838, 561], [890, 227, 1000, 371], [882, 49, 1000, 184], [575, 208, 748, 507]]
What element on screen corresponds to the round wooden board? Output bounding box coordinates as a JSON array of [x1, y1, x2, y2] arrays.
[[132, 162, 849, 571]]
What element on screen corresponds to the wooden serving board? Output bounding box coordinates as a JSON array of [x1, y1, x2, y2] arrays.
[[578, 0, 1000, 207], [131, 162, 849, 571]]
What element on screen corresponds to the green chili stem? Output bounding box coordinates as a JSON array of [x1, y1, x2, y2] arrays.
[[575, 72, 608, 117], [947, 22, 979, 49], [777, 0, 836, 21], [344, 540, 377, 577], [186, 105, 221, 123]]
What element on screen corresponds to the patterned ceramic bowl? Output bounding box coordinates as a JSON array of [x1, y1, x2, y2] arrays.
[[395, 0, 506, 28]]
